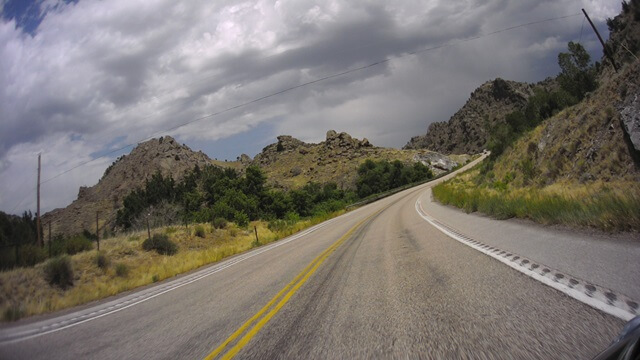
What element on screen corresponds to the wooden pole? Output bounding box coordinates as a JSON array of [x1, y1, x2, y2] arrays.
[[36, 153, 42, 247], [96, 211, 100, 251], [582, 9, 618, 73], [48, 221, 52, 258], [146, 216, 151, 241], [253, 226, 260, 246]]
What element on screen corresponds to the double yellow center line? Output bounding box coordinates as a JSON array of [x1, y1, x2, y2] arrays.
[[204, 212, 378, 359]]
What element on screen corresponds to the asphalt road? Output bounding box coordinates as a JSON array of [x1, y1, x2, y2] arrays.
[[0, 158, 628, 359]]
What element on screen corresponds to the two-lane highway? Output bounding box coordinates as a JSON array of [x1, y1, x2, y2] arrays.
[[0, 158, 627, 359]]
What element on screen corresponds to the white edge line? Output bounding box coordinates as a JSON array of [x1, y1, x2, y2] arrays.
[[1, 212, 356, 345], [415, 198, 635, 322]]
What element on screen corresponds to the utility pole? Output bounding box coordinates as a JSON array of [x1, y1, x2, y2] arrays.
[[48, 221, 52, 258], [36, 153, 43, 247], [582, 8, 618, 73], [146, 215, 151, 241], [96, 211, 100, 251]]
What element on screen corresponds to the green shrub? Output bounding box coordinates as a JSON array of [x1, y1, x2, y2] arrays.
[[142, 234, 178, 255], [115, 263, 129, 277], [152, 274, 159, 283], [268, 219, 287, 232], [44, 256, 74, 289], [212, 217, 227, 229], [194, 225, 206, 238], [284, 211, 300, 224], [164, 226, 178, 234], [234, 211, 250, 228], [3, 305, 24, 322], [18, 244, 47, 267], [64, 235, 93, 255], [96, 252, 109, 269]]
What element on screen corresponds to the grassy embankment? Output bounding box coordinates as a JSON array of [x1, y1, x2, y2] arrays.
[[433, 166, 640, 232], [0, 212, 341, 321]]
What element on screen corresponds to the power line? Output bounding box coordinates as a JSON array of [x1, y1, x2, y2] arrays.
[[6, 12, 581, 214]]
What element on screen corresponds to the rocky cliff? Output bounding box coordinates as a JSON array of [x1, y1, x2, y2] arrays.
[[43, 136, 214, 236], [252, 130, 471, 190], [404, 78, 536, 154]]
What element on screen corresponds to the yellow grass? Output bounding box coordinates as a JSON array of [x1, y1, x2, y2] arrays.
[[0, 211, 344, 321]]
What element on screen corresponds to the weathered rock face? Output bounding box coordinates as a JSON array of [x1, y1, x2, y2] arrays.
[[42, 136, 214, 236], [238, 154, 252, 165], [324, 130, 372, 150], [413, 153, 458, 172], [619, 90, 640, 154], [404, 78, 536, 154]]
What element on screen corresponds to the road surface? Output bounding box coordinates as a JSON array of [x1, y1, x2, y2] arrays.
[[0, 157, 632, 359]]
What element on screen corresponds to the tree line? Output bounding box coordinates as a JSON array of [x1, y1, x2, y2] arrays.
[[116, 160, 434, 231]]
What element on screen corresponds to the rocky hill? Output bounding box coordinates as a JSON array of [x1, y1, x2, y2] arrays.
[[251, 130, 471, 190], [404, 78, 536, 154], [42, 131, 471, 237], [466, 2, 640, 187], [43, 136, 214, 236]]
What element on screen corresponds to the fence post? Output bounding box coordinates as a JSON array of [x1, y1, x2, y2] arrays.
[[48, 222, 52, 258], [146, 216, 151, 241], [96, 211, 100, 251], [253, 226, 260, 246]]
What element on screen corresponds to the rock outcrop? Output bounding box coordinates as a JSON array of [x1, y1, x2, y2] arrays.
[[252, 130, 470, 190], [404, 78, 536, 154], [43, 136, 214, 236], [620, 92, 640, 154]]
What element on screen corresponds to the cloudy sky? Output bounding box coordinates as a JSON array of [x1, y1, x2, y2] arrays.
[[0, 0, 619, 215]]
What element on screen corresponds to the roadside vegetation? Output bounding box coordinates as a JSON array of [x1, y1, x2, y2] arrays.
[[434, 39, 640, 232], [0, 213, 342, 321], [434, 168, 640, 231]]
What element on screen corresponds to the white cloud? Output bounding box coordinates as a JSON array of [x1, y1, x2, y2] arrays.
[[0, 133, 111, 214], [0, 0, 620, 213]]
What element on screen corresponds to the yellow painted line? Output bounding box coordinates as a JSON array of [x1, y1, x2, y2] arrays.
[[204, 212, 377, 360]]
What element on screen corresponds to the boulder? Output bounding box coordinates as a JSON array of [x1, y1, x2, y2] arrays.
[[619, 93, 640, 153]]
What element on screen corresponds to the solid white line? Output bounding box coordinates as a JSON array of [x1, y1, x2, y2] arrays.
[[415, 198, 635, 321]]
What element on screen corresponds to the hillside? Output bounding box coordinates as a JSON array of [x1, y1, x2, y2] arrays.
[[487, 1, 640, 186], [404, 78, 538, 154], [490, 61, 640, 187], [42, 136, 215, 236], [252, 130, 471, 190], [432, 2, 640, 231]]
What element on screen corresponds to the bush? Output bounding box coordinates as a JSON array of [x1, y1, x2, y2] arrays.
[[64, 235, 93, 255], [44, 256, 74, 289], [212, 217, 227, 229], [194, 225, 206, 238], [3, 305, 24, 322], [115, 263, 129, 277], [18, 244, 47, 267], [164, 226, 178, 234], [142, 233, 178, 255], [96, 251, 109, 269], [234, 211, 250, 228]]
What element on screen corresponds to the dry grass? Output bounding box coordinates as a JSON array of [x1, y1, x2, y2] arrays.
[[0, 212, 343, 321], [434, 170, 640, 232]]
